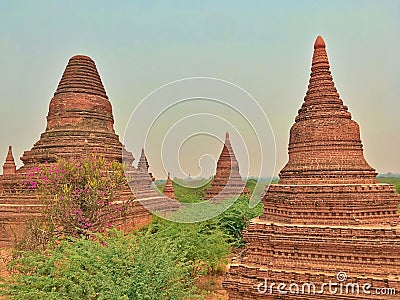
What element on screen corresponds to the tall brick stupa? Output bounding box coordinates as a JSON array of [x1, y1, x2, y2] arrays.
[[223, 36, 400, 299], [205, 132, 249, 200], [0, 55, 167, 246]]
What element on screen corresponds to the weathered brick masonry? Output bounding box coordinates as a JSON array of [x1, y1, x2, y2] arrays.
[[223, 36, 400, 299]]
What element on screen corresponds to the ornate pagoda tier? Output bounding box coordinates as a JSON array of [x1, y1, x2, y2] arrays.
[[223, 36, 400, 299], [205, 132, 249, 200]]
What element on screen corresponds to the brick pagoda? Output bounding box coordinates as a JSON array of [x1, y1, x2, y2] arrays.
[[205, 132, 249, 200], [163, 173, 176, 199], [223, 36, 400, 299], [0, 55, 170, 246]]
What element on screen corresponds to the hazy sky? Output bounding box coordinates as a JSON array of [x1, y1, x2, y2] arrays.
[[0, 1, 399, 178]]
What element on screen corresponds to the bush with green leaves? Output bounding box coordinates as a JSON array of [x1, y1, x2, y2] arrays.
[[147, 218, 230, 277], [1, 217, 231, 299], [1, 230, 197, 300], [1, 169, 265, 299], [216, 195, 263, 247]]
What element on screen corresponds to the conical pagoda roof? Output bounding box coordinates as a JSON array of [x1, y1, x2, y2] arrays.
[[163, 172, 175, 199], [279, 36, 377, 185], [205, 132, 248, 199], [20, 55, 134, 165], [2, 146, 16, 175], [54, 55, 108, 99]]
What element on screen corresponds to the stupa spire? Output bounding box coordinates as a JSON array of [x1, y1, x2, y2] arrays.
[[3, 146, 16, 175], [314, 35, 326, 48], [163, 172, 175, 199], [137, 148, 149, 171], [54, 55, 108, 99], [136, 148, 154, 181]]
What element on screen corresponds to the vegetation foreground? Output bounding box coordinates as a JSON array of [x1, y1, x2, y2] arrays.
[[0, 157, 264, 299], [0, 157, 399, 299]]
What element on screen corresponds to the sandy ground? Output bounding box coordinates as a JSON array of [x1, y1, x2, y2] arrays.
[[0, 248, 11, 278], [199, 273, 228, 300]]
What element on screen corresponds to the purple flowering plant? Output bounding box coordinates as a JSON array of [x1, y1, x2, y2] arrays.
[[22, 156, 131, 242]]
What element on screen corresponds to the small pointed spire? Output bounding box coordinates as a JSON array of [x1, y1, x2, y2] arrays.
[[163, 172, 175, 199], [225, 131, 230, 141], [314, 35, 326, 49], [137, 147, 149, 171], [3, 146, 16, 175], [224, 131, 233, 151]]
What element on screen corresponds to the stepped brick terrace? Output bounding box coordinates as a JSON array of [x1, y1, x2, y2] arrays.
[[223, 36, 400, 299]]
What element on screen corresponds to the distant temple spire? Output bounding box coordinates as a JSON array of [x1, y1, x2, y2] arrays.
[[137, 148, 155, 181], [204, 131, 249, 199], [137, 148, 149, 171], [3, 146, 16, 175], [163, 172, 175, 199]]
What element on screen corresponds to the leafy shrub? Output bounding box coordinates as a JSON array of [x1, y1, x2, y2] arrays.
[[216, 195, 263, 247], [146, 219, 230, 277], [1, 230, 197, 300]]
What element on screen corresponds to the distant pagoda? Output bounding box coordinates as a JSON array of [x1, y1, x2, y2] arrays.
[[205, 132, 249, 200], [163, 173, 176, 199], [223, 36, 400, 299], [2, 146, 16, 175]]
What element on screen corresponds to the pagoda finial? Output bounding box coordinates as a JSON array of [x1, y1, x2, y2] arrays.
[[314, 35, 326, 49], [224, 132, 232, 150], [3, 146, 16, 175]]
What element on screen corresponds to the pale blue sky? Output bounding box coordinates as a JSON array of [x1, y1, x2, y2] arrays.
[[0, 1, 399, 178]]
